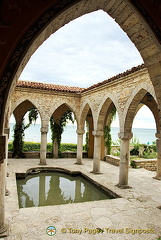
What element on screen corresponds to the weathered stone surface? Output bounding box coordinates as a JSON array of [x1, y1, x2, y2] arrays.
[[4, 158, 161, 240], [10, 67, 157, 135], [0, 136, 6, 163]]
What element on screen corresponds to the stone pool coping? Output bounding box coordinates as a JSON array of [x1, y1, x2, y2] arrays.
[[16, 166, 121, 200], [3, 158, 161, 239]]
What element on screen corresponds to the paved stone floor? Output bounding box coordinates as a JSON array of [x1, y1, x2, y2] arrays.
[[1, 158, 161, 240]]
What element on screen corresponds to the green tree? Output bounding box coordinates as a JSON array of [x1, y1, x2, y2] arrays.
[[12, 108, 38, 158], [104, 107, 116, 155], [50, 110, 75, 156]]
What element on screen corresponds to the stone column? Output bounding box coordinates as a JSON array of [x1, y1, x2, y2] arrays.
[[39, 126, 48, 165], [154, 133, 161, 180], [86, 115, 94, 158], [117, 132, 133, 188], [39, 175, 46, 206], [100, 135, 105, 160], [53, 139, 58, 158], [4, 128, 10, 196], [75, 130, 85, 164], [92, 130, 104, 174], [75, 179, 81, 202], [0, 135, 7, 236]]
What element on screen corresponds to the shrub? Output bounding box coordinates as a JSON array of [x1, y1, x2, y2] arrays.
[[130, 160, 137, 168], [130, 145, 139, 156], [130, 136, 140, 156], [23, 142, 40, 151], [8, 142, 13, 151], [8, 142, 78, 152], [141, 144, 157, 159], [60, 143, 77, 152]]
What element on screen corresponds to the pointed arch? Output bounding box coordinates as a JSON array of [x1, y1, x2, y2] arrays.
[[11, 98, 40, 116], [79, 100, 94, 158], [50, 102, 79, 125], [79, 99, 94, 130], [123, 88, 160, 133], [96, 93, 120, 131], [1, 0, 161, 135], [12, 99, 41, 124]]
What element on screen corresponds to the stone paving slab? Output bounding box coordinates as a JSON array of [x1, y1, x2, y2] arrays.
[[3, 158, 161, 239]]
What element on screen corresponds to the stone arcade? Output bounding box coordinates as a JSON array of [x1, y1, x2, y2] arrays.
[[10, 65, 159, 182], [1, 0, 161, 237]]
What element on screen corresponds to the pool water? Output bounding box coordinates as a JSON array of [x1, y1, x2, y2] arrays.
[[16, 171, 117, 208]]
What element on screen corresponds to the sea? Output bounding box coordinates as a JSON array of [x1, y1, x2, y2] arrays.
[[9, 123, 156, 145]]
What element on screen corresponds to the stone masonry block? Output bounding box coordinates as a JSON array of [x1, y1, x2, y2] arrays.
[[108, 0, 126, 18], [115, 5, 132, 26], [103, 0, 117, 13], [0, 136, 6, 164]]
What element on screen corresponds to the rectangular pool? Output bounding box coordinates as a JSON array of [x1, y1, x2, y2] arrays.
[[16, 170, 120, 208]]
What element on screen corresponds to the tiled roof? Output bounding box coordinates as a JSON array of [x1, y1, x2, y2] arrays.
[[17, 81, 84, 93], [82, 64, 145, 92], [17, 64, 145, 93]]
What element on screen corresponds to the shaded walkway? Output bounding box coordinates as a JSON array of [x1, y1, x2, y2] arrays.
[[4, 158, 161, 240]]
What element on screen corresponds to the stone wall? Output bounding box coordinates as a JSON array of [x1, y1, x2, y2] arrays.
[[11, 87, 81, 125], [11, 66, 157, 134], [80, 67, 156, 131], [104, 155, 157, 171], [132, 159, 157, 171], [104, 155, 120, 166], [8, 151, 88, 159]]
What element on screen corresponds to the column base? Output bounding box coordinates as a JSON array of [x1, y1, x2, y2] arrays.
[[74, 162, 83, 165], [90, 171, 103, 175], [38, 163, 47, 166], [0, 224, 8, 237], [153, 175, 161, 180], [116, 184, 132, 189]]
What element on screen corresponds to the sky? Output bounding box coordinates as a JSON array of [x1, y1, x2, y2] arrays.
[[17, 10, 156, 129], [19, 10, 143, 88]]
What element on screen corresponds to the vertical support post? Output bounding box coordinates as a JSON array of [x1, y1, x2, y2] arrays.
[[39, 175, 46, 206], [0, 135, 7, 236], [117, 132, 133, 188], [75, 130, 85, 165], [53, 139, 58, 158], [4, 128, 10, 196], [86, 115, 94, 158], [100, 135, 105, 160], [75, 179, 81, 202], [39, 126, 48, 165], [154, 133, 161, 180], [92, 130, 104, 174]]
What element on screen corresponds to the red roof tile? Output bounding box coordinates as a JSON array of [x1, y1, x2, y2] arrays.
[[82, 64, 145, 92], [17, 64, 145, 93], [17, 81, 84, 93]]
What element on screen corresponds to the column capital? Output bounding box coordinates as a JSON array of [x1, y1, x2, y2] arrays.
[[0, 135, 6, 163], [76, 130, 85, 135], [4, 128, 10, 138], [92, 130, 104, 137], [118, 132, 133, 140], [40, 126, 48, 133]]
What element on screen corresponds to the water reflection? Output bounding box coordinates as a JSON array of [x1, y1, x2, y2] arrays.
[[16, 172, 112, 208]]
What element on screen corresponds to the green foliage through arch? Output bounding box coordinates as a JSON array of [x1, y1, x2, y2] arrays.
[[12, 108, 39, 158], [50, 109, 75, 156], [104, 107, 116, 155]]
